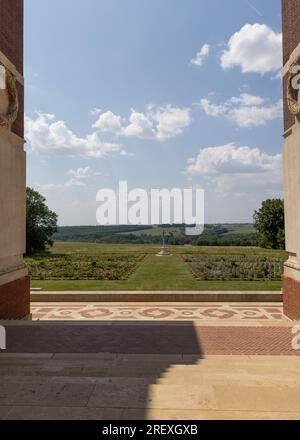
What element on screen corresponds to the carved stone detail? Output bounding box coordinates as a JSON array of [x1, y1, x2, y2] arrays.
[[287, 57, 300, 116], [0, 64, 19, 128]]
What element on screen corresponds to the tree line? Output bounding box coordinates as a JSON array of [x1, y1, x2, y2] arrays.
[[26, 187, 285, 254]]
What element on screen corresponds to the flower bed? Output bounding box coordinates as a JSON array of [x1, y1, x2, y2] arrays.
[[182, 255, 285, 281], [26, 254, 145, 281]]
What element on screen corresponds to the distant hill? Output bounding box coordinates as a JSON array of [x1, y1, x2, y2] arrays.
[[53, 224, 256, 247]]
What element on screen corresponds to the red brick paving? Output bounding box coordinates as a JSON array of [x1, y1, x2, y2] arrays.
[[198, 326, 299, 356], [1, 324, 299, 356]]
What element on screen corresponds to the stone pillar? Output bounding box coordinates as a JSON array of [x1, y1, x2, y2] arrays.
[[0, 0, 30, 319], [282, 1, 300, 320]]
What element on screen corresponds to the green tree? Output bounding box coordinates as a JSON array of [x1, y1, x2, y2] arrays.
[[253, 199, 285, 250], [26, 187, 58, 254]]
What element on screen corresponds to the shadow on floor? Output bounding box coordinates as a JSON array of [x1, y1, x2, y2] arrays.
[[0, 321, 203, 420]]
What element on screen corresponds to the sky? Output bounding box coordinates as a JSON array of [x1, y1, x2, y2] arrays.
[[25, 0, 283, 226]]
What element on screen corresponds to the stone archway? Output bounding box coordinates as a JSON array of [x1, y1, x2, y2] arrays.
[[1, 0, 300, 321], [0, 0, 30, 319], [282, 0, 300, 320]]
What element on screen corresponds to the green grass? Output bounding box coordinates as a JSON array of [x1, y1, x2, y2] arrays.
[[49, 241, 158, 255], [49, 241, 287, 257], [29, 242, 285, 292], [221, 224, 255, 235]]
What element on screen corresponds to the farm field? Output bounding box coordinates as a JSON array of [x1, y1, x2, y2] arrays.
[[128, 224, 256, 237], [28, 242, 286, 291], [52, 223, 257, 246]]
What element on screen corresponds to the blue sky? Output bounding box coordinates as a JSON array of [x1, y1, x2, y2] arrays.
[[25, 0, 283, 225]]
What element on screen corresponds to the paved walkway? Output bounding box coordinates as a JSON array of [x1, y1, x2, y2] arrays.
[[0, 353, 300, 420], [1, 301, 299, 419], [1, 320, 299, 356], [31, 302, 284, 321]]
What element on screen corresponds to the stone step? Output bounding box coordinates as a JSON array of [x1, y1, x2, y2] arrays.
[[1, 378, 300, 412], [30, 291, 283, 303], [1, 372, 299, 388], [123, 409, 300, 421], [86, 383, 300, 412], [1, 356, 300, 380], [3, 406, 300, 421], [0, 354, 298, 367], [1, 354, 300, 419]]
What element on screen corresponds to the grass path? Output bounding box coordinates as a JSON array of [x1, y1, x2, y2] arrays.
[[31, 253, 282, 292], [127, 255, 199, 290]]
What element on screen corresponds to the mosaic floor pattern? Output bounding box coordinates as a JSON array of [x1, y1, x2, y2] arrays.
[[31, 302, 284, 321]]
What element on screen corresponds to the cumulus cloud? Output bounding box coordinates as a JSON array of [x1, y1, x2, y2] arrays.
[[221, 23, 282, 75], [93, 105, 192, 141], [153, 105, 192, 140], [68, 166, 91, 179], [122, 110, 155, 138], [37, 166, 95, 191], [92, 110, 123, 134], [25, 113, 122, 158], [200, 99, 228, 118], [187, 143, 281, 175], [228, 100, 282, 127], [191, 44, 210, 67], [66, 166, 91, 187], [199, 93, 282, 127], [229, 93, 264, 106], [26, 104, 191, 161], [186, 143, 282, 197]]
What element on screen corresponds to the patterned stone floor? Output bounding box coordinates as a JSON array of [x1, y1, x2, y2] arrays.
[[31, 302, 284, 321]]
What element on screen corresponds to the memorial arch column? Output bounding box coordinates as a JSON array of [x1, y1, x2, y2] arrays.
[[282, 0, 300, 320], [0, 0, 30, 319]]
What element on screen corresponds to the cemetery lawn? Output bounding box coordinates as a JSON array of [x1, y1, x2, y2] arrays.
[[29, 242, 285, 291]]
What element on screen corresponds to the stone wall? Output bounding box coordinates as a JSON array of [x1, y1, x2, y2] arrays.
[[0, 0, 24, 139], [282, 0, 300, 65], [0, 0, 23, 75], [282, 0, 300, 131], [282, 0, 300, 320], [0, 0, 29, 319]]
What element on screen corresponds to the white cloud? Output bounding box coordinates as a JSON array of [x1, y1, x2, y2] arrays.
[[65, 166, 91, 187], [37, 166, 95, 191], [90, 108, 102, 116], [199, 94, 282, 127], [92, 110, 123, 134], [25, 113, 122, 158], [228, 100, 282, 127], [191, 44, 210, 67], [229, 93, 264, 106], [221, 24, 282, 74], [68, 166, 91, 179], [122, 110, 155, 138], [187, 143, 281, 175], [187, 143, 282, 197], [200, 99, 228, 118], [153, 105, 192, 140], [93, 105, 191, 141]]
